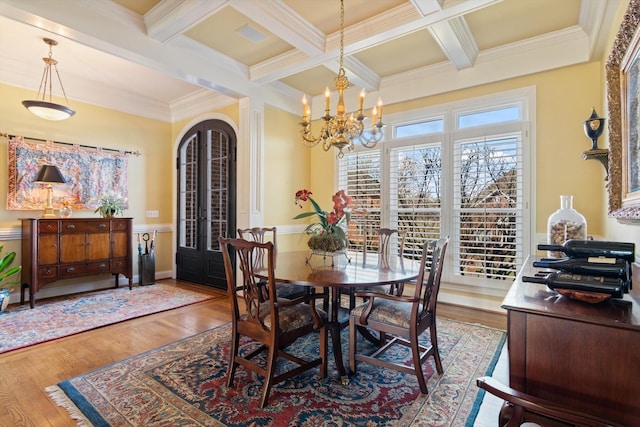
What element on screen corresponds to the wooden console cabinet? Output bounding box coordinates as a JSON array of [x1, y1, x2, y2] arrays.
[[502, 258, 640, 425], [21, 218, 133, 308]]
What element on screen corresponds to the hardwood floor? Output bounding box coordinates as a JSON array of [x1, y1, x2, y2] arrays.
[[0, 279, 505, 426]]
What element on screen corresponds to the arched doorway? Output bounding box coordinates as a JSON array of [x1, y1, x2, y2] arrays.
[[176, 119, 236, 288]]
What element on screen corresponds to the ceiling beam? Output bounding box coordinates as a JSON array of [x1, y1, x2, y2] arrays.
[[0, 0, 252, 98], [230, 0, 325, 55], [250, 0, 500, 85], [409, 0, 444, 16], [144, 0, 227, 43], [427, 16, 478, 70]]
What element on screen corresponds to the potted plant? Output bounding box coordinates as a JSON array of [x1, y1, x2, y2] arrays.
[[293, 189, 351, 252], [0, 247, 21, 313], [94, 191, 127, 217]]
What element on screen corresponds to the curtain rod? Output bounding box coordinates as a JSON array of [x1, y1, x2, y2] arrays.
[[1, 132, 141, 156]]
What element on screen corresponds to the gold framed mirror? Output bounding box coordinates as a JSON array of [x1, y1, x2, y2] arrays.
[[607, 0, 640, 223]]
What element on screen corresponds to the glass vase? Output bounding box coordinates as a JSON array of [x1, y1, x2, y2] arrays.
[[59, 205, 72, 218], [547, 195, 587, 258]]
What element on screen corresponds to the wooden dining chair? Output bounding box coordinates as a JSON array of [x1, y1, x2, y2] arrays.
[[219, 237, 328, 407], [347, 228, 407, 309], [237, 226, 309, 300], [377, 228, 406, 294], [476, 376, 624, 427], [349, 236, 449, 394]]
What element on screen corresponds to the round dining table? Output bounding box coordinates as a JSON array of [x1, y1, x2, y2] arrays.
[[256, 250, 421, 383]]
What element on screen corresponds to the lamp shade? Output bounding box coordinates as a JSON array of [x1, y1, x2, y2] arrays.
[[22, 100, 75, 121], [34, 165, 66, 183]]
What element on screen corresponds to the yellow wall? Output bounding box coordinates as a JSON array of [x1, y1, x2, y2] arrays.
[[0, 83, 173, 291], [171, 103, 239, 143], [308, 62, 607, 238], [263, 106, 312, 250]]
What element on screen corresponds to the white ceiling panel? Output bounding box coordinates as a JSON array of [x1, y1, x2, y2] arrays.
[[0, 0, 621, 122]]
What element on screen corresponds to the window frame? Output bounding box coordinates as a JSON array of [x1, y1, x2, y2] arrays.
[[337, 87, 536, 292]]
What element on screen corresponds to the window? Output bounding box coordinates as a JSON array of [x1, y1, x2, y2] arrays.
[[395, 118, 444, 138], [338, 150, 381, 253], [390, 144, 442, 257], [339, 88, 533, 289], [453, 134, 522, 282]]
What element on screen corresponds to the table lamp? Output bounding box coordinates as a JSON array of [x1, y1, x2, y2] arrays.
[[34, 164, 66, 217]]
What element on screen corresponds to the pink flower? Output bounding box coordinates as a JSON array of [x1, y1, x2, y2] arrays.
[[293, 188, 351, 235], [327, 212, 339, 225], [294, 189, 312, 208]]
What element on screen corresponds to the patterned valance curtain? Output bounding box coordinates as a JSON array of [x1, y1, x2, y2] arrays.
[[7, 136, 128, 211]]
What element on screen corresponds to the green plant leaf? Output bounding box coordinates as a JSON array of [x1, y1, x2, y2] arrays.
[[0, 266, 21, 282], [307, 196, 324, 215], [0, 251, 16, 273], [293, 211, 317, 220]]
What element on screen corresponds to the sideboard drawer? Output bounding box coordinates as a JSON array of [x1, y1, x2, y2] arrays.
[[111, 258, 128, 274], [87, 261, 111, 274], [37, 267, 57, 280], [38, 220, 58, 233], [61, 221, 110, 233], [59, 264, 88, 278], [111, 219, 129, 231]]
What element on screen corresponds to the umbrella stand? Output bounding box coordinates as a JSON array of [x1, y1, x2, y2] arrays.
[[138, 231, 156, 285]]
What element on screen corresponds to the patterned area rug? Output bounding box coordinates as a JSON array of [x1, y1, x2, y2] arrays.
[[47, 318, 505, 426], [0, 283, 217, 354]]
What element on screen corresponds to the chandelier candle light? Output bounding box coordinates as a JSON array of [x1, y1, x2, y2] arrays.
[[300, 0, 383, 158]]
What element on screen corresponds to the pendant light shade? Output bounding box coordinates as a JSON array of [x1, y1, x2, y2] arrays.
[[22, 38, 76, 121], [22, 100, 75, 121]]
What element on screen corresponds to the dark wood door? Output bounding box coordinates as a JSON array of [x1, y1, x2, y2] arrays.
[[176, 120, 236, 289]]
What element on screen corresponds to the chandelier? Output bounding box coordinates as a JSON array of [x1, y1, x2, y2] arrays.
[[22, 38, 76, 121], [300, 0, 383, 158]]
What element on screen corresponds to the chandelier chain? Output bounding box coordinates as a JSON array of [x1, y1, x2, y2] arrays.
[[339, 0, 344, 72]]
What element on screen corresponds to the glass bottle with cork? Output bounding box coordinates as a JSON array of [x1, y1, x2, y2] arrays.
[[546, 195, 586, 258]]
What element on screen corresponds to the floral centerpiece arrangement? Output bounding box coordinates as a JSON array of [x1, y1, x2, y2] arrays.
[[94, 191, 127, 217], [294, 189, 352, 252]]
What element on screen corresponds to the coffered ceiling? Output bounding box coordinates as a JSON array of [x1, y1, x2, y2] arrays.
[[0, 0, 622, 122]]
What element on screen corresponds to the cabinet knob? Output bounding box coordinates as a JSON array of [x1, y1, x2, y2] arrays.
[[66, 267, 75, 273], [99, 223, 107, 229], [66, 224, 76, 230]]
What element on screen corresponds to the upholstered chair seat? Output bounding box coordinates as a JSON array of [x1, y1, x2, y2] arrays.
[[247, 299, 328, 332], [350, 298, 419, 330]]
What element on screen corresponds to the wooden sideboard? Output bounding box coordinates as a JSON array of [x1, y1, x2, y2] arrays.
[[501, 258, 640, 425], [21, 218, 133, 308]]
